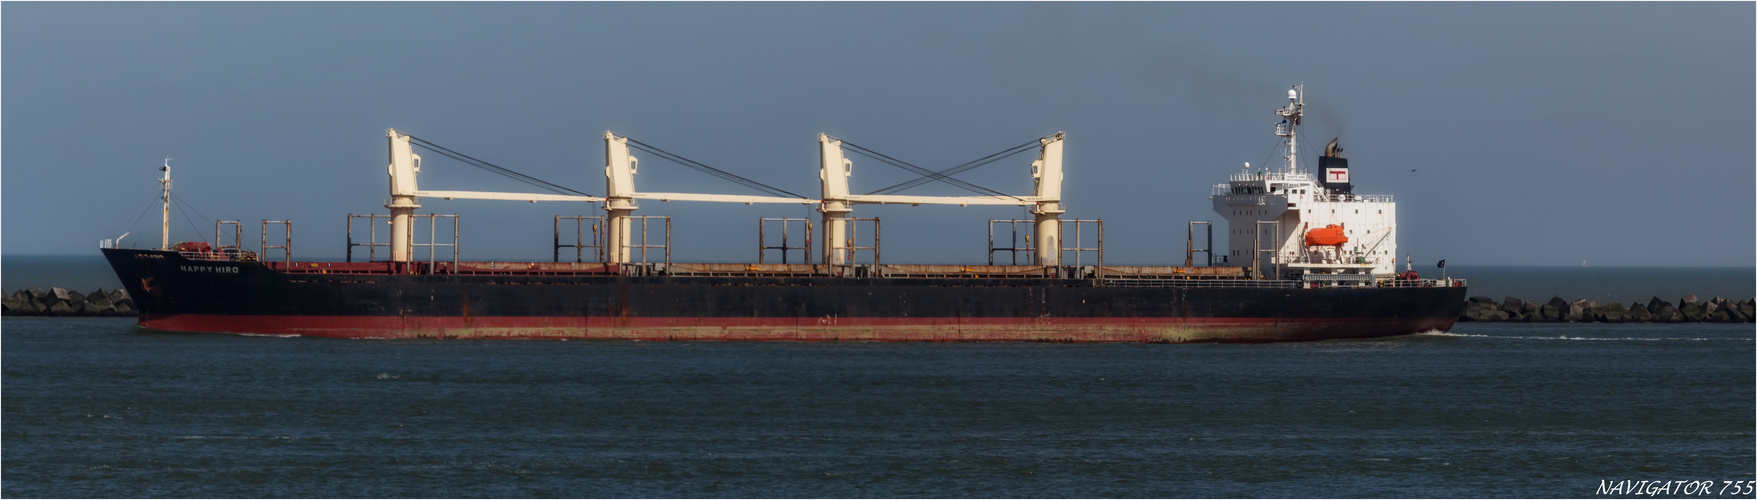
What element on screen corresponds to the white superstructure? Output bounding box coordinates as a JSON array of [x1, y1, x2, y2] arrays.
[[1211, 85, 1398, 280]]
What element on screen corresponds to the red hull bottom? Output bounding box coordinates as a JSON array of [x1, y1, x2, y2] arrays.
[[136, 314, 1458, 343]]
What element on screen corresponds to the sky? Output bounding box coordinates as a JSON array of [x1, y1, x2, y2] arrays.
[[4, 2, 1752, 267]]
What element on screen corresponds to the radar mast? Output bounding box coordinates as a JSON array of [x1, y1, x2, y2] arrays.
[[1274, 84, 1304, 175]]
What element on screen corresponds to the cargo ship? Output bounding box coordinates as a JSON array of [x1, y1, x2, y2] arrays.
[[99, 85, 1467, 342]]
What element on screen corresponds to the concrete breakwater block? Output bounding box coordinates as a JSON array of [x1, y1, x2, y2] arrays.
[[1460, 295, 1756, 324], [2, 288, 136, 317]]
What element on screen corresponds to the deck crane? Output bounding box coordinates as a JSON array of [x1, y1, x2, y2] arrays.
[[384, 129, 815, 264], [598, 131, 817, 263], [384, 129, 1065, 266], [816, 133, 1065, 265]]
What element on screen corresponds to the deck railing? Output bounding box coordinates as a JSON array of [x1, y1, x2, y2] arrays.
[[1310, 193, 1393, 203], [1230, 172, 1312, 183], [1106, 277, 1464, 289]]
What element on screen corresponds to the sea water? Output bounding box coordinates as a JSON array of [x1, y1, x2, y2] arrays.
[[3, 319, 1751, 498]]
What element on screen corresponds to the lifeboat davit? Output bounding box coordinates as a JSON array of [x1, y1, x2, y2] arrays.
[[1304, 224, 1348, 247]]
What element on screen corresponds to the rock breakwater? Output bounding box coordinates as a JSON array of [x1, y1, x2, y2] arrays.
[[2, 287, 135, 317], [1460, 294, 1754, 323]]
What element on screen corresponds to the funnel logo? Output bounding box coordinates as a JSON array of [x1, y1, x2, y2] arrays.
[[1325, 168, 1349, 183]]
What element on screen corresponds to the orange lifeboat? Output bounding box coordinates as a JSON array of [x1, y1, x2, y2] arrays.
[[1304, 224, 1347, 247]]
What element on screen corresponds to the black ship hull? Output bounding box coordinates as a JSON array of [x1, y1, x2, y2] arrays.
[[103, 249, 1466, 342]]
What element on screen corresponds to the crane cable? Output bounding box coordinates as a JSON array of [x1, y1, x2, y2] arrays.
[[841, 141, 1014, 198], [623, 137, 807, 199], [169, 191, 214, 226], [170, 195, 207, 245], [118, 193, 163, 248], [406, 135, 596, 197], [854, 139, 1039, 197]]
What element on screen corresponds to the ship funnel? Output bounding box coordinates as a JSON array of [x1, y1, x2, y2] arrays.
[[1318, 137, 1351, 195]]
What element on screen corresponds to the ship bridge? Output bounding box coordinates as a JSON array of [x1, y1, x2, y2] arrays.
[[1210, 85, 1399, 280]]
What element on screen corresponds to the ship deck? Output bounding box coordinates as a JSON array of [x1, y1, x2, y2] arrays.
[[173, 251, 1460, 289]]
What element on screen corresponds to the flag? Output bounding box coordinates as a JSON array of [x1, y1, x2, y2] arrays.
[[1436, 259, 1446, 269]]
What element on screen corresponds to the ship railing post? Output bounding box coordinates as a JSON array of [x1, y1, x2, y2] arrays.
[[552, 215, 606, 265], [1186, 221, 1195, 267], [261, 220, 293, 265], [378, 215, 388, 262], [1069, 219, 1079, 267], [1251, 223, 1261, 279], [429, 214, 437, 267], [760, 218, 814, 265], [1184, 221, 1214, 268], [589, 217, 601, 264], [213, 220, 244, 261], [347, 215, 355, 263], [1251, 220, 1282, 280], [988, 219, 1036, 266], [1206, 222, 1213, 267], [832, 217, 881, 271]]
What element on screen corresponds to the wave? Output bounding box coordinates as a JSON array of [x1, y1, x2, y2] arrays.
[[1409, 331, 1490, 338], [1529, 336, 1729, 342], [1412, 331, 1740, 342]]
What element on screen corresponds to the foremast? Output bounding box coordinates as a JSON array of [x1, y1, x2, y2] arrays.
[[159, 157, 172, 250]]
